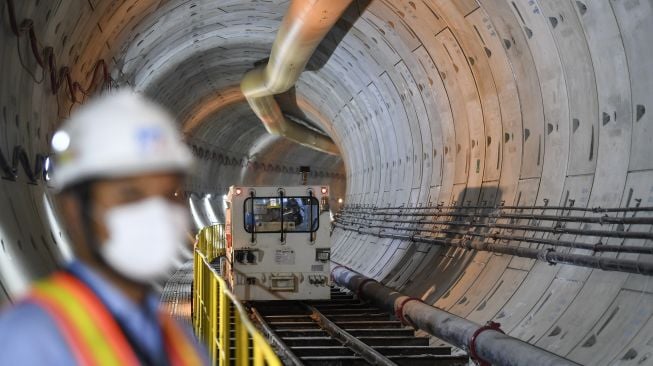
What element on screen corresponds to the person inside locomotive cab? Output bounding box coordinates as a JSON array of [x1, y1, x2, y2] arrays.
[[284, 198, 304, 226], [245, 210, 255, 232], [263, 206, 281, 222]]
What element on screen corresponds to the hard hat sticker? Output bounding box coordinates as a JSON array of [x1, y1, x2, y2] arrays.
[[136, 126, 166, 153]]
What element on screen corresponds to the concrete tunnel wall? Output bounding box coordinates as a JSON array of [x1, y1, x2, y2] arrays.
[[1, 0, 652, 364]]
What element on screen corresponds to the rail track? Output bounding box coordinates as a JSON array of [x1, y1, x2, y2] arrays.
[[247, 288, 468, 366]]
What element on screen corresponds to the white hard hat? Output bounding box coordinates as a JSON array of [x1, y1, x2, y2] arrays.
[[51, 90, 194, 191]]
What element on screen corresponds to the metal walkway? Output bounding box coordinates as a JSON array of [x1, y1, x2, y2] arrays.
[[160, 261, 194, 325]]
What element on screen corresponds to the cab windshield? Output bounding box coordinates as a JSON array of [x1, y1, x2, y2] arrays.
[[244, 196, 319, 233]]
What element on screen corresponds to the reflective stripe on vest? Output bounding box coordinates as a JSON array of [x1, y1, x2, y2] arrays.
[[28, 272, 204, 366], [160, 315, 204, 366]]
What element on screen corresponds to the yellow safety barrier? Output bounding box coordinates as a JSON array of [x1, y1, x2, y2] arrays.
[[195, 224, 227, 261], [193, 225, 282, 366]]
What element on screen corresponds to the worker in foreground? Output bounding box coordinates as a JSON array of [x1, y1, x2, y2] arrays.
[[0, 91, 208, 365]]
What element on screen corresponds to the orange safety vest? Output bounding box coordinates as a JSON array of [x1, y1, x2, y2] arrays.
[[26, 272, 204, 366]]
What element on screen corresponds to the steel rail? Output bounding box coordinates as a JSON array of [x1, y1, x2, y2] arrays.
[[303, 303, 398, 366], [333, 222, 653, 275], [249, 307, 305, 366], [335, 217, 653, 255]]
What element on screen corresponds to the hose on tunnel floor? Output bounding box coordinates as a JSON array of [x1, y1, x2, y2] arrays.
[[332, 222, 653, 276], [330, 265, 581, 366]]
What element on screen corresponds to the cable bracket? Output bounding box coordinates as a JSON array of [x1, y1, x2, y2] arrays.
[[394, 297, 422, 327], [469, 321, 504, 366]]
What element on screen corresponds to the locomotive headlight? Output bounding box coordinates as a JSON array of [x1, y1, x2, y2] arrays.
[[235, 187, 243, 196], [320, 187, 328, 195]]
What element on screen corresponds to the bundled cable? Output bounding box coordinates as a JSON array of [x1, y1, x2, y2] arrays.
[[4, 0, 113, 103]]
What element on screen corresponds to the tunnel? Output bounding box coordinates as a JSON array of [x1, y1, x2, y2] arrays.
[[1, 0, 652, 364]]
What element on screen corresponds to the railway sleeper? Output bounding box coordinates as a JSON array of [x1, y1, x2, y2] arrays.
[[300, 355, 468, 366], [247, 288, 468, 365]]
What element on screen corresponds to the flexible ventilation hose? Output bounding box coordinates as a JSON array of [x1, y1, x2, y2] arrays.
[[241, 0, 353, 155]]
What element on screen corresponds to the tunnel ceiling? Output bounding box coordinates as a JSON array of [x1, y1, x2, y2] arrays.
[[2, 0, 653, 364], [112, 1, 345, 195]]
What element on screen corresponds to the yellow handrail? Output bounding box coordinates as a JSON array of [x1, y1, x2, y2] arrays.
[[195, 224, 226, 261], [193, 225, 282, 366]]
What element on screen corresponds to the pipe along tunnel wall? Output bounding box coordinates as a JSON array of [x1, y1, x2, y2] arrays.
[[1, 0, 652, 364]]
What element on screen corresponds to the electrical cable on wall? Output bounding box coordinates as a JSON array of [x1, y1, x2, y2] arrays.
[[4, 0, 114, 104]]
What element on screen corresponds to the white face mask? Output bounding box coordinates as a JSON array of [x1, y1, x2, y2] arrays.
[[99, 197, 190, 284]]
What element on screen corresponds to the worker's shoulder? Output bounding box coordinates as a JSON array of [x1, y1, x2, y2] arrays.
[[0, 297, 74, 363], [0, 299, 71, 364], [0, 299, 63, 337]]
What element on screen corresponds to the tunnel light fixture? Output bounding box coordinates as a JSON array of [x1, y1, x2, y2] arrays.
[[203, 195, 218, 224], [42, 193, 74, 263], [188, 197, 205, 230], [235, 187, 243, 196], [321, 187, 328, 195], [51, 131, 71, 152], [44, 156, 52, 181], [338, 198, 343, 204]]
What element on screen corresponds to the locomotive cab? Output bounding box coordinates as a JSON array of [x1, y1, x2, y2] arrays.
[[224, 185, 331, 300]]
